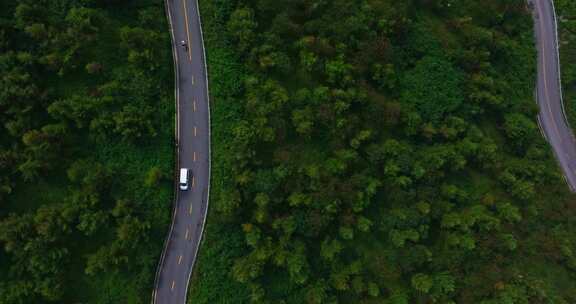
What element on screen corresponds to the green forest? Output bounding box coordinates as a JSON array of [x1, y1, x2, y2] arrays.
[[556, 0, 576, 129], [0, 0, 173, 303], [2, 0, 576, 304], [189, 0, 576, 303]]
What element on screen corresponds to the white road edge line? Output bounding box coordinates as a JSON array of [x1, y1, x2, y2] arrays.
[[537, 115, 548, 142], [548, 0, 576, 190], [183, 0, 212, 301], [152, 0, 181, 303], [531, 0, 575, 192]]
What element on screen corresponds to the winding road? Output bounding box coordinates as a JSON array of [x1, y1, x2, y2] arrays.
[[531, 0, 576, 192], [152, 0, 211, 303]]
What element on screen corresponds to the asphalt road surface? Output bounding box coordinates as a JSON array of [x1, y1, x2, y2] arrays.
[[531, 0, 576, 192], [153, 0, 211, 303]]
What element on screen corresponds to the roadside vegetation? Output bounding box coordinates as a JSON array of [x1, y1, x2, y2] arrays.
[[556, 1, 576, 129], [188, 0, 251, 302], [0, 0, 173, 303], [190, 0, 576, 303]]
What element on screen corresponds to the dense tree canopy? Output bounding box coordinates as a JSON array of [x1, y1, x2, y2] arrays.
[[0, 0, 173, 303], [2, 0, 576, 303], [557, 0, 576, 130], [190, 0, 576, 303]]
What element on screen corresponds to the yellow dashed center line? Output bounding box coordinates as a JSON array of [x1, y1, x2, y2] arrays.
[[182, 0, 192, 61]]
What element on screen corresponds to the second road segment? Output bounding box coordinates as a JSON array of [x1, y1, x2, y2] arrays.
[[531, 0, 576, 192]]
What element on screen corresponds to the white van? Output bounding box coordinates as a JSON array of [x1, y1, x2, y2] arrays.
[[179, 168, 190, 190]]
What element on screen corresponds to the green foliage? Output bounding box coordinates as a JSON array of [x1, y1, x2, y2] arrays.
[[0, 0, 173, 303], [556, 0, 576, 131], [187, 0, 250, 302], [227, 7, 257, 54], [191, 0, 576, 303], [401, 55, 464, 122], [411, 273, 433, 293], [144, 166, 164, 188], [503, 113, 537, 151]]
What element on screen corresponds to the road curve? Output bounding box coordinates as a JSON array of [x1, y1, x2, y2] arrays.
[[531, 0, 576, 192], [153, 0, 211, 303]]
